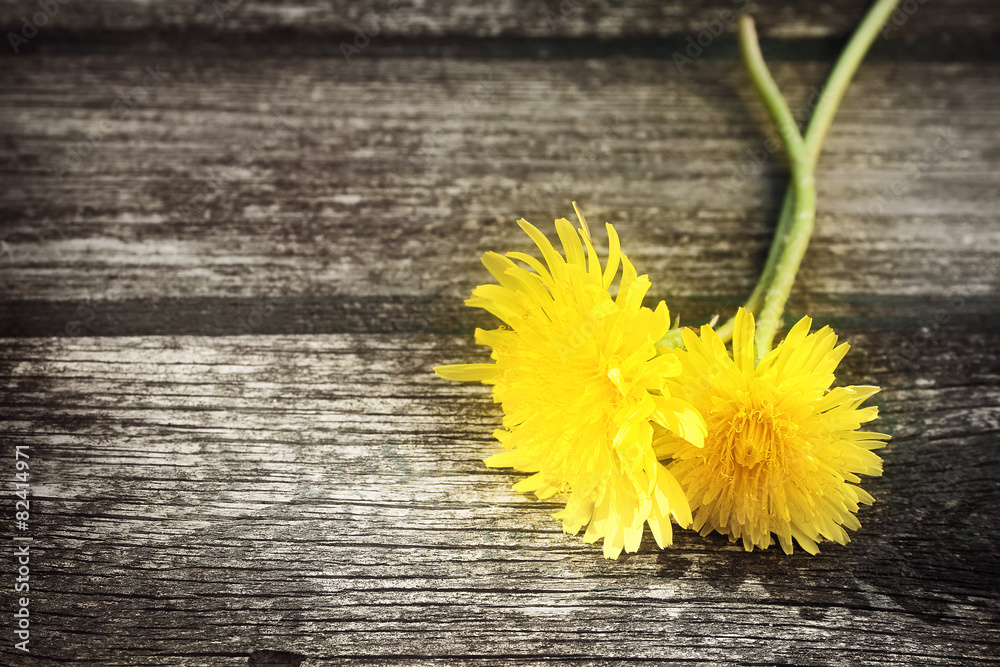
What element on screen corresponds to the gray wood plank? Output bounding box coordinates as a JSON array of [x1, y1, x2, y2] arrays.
[[0, 3, 996, 665], [0, 331, 997, 665], [1, 0, 996, 41], [1, 56, 997, 333]]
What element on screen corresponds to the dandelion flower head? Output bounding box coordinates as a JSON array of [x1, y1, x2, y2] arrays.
[[654, 308, 888, 554], [435, 208, 706, 558]]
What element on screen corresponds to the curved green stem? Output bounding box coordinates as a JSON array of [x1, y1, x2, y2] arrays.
[[715, 0, 901, 343], [734, 15, 816, 356]]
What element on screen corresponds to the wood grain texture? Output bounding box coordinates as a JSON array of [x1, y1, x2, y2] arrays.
[[1, 0, 998, 663], [1, 56, 997, 325], [0, 0, 996, 41], [0, 331, 998, 665]]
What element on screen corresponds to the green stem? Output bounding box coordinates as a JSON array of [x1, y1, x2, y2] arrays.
[[714, 0, 901, 343], [734, 15, 816, 356]]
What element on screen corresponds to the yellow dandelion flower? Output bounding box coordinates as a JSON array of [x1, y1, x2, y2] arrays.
[[654, 307, 889, 555], [435, 207, 706, 558]]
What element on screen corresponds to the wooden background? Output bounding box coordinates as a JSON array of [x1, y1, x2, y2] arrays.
[[1, 1, 998, 664]]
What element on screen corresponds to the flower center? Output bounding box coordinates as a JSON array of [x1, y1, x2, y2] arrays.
[[714, 393, 797, 474], [606, 366, 627, 397], [728, 403, 778, 468]]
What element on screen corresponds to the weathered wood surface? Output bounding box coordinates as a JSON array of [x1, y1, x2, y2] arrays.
[[1, 0, 999, 664], [0, 331, 998, 665], [0, 57, 997, 326], [0, 0, 996, 41]]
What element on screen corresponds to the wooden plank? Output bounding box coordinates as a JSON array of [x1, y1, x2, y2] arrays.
[[0, 0, 996, 42], [0, 1, 995, 664], [2, 293, 999, 339], [1, 57, 997, 329], [0, 270, 985, 343], [0, 330, 997, 664]]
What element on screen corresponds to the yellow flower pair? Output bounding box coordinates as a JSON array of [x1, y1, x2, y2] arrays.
[[435, 2, 905, 559], [436, 211, 888, 558]]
